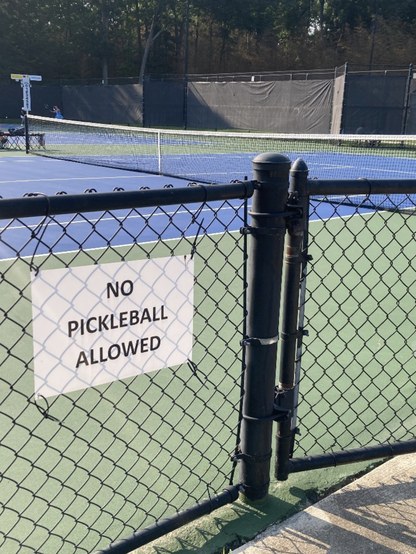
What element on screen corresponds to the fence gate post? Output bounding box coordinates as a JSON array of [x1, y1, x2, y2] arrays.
[[275, 158, 309, 481], [239, 153, 291, 502]]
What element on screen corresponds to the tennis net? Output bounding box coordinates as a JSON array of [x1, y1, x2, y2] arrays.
[[26, 116, 416, 209]]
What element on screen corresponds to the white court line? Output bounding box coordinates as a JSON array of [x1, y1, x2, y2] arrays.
[[0, 229, 238, 263], [0, 158, 68, 162], [0, 159, 34, 164], [0, 206, 245, 262], [309, 208, 383, 223], [359, 166, 416, 175], [308, 162, 416, 174], [0, 205, 240, 233], [0, 174, 157, 184]]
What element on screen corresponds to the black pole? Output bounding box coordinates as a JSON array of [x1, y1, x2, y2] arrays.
[[94, 486, 239, 553], [402, 64, 413, 135], [288, 439, 416, 474], [238, 153, 290, 501], [307, 178, 416, 197], [142, 77, 146, 128], [0, 180, 256, 220], [24, 114, 30, 153], [275, 158, 309, 481]]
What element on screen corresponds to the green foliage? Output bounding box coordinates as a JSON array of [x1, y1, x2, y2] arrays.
[[0, 0, 414, 82]]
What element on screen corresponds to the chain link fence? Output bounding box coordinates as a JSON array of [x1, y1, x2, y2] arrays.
[[3, 156, 416, 553], [0, 183, 254, 554], [273, 168, 416, 479], [294, 196, 416, 458]]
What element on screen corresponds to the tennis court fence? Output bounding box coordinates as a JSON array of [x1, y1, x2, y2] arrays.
[[1, 154, 416, 554]]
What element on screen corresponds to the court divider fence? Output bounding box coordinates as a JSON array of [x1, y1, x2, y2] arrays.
[[1, 155, 416, 554]]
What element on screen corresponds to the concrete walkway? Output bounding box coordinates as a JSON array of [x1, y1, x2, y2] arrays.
[[232, 453, 416, 554]]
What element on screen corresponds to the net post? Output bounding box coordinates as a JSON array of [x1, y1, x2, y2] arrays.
[[238, 153, 290, 502], [274, 158, 309, 482], [24, 114, 29, 153]]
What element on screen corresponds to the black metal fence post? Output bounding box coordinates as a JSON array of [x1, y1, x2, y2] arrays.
[[238, 153, 291, 501], [24, 115, 29, 153], [275, 158, 309, 481], [402, 63, 413, 135]]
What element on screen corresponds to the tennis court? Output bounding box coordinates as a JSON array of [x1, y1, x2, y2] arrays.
[[1, 136, 383, 259], [0, 155, 239, 258], [21, 115, 416, 184], [0, 150, 362, 264], [1, 137, 416, 553]]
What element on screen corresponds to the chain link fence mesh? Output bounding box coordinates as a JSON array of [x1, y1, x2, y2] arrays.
[[0, 193, 248, 553], [4, 174, 416, 552], [294, 195, 416, 458]]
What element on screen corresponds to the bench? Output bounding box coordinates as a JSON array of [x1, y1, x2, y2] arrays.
[[0, 132, 46, 150]]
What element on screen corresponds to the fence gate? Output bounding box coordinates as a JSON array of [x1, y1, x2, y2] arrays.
[[275, 160, 416, 482]]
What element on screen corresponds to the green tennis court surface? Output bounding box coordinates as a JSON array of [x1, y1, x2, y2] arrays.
[[296, 208, 416, 457], [0, 225, 246, 553]]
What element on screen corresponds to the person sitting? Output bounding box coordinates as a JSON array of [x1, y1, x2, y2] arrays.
[[0, 131, 8, 148]]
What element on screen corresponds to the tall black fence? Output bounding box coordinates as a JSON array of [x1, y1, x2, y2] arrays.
[[1, 158, 416, 554], [1, 65, 415, 134]]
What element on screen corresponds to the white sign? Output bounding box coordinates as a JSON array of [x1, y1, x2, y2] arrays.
[[11, 74, 42, 112], [22, 77, 31, 112], [11, 74, 42, 81], [31, 256, 194, 399]]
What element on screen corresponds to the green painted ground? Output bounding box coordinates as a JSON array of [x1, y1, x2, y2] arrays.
[[138, 459, 383, 554], [136, 207, 416, 554], [296, 210, 416, 457], [0, 149, 28, 156]]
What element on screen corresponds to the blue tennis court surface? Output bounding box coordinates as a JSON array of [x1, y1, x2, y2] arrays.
[[0, 155, 244, 259], [155, 150, 416, 182], [19, 151, 416, 183], [0, 155, 176, 196], [0, 152, 383, 260]]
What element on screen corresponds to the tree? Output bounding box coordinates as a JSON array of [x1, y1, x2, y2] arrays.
[[1, 0, 416, 84], [139, 7, 163, 82]]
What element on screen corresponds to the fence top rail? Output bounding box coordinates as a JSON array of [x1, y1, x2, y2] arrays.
[[307, 178, 416, 196], [0, 181, 256, 220]]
